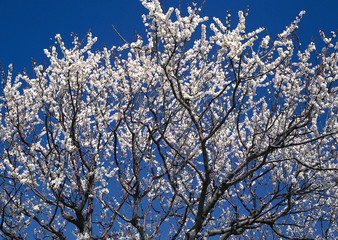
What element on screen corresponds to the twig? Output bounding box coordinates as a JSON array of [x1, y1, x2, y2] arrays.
[[112, 24, 129, 45]]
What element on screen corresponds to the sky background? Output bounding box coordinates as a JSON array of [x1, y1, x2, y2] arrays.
[[1, 0, 338, 77]]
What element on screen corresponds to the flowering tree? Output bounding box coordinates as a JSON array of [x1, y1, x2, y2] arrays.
[[1, 0, 337, 239]]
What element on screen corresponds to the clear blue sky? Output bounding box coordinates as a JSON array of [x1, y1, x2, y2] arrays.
[[1, 0, 337, 75]]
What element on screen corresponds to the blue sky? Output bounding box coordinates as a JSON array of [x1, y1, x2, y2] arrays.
[[1, 0, 337, 76]]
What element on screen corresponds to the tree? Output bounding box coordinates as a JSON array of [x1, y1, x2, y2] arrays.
[[0, 0, 337, 239]]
